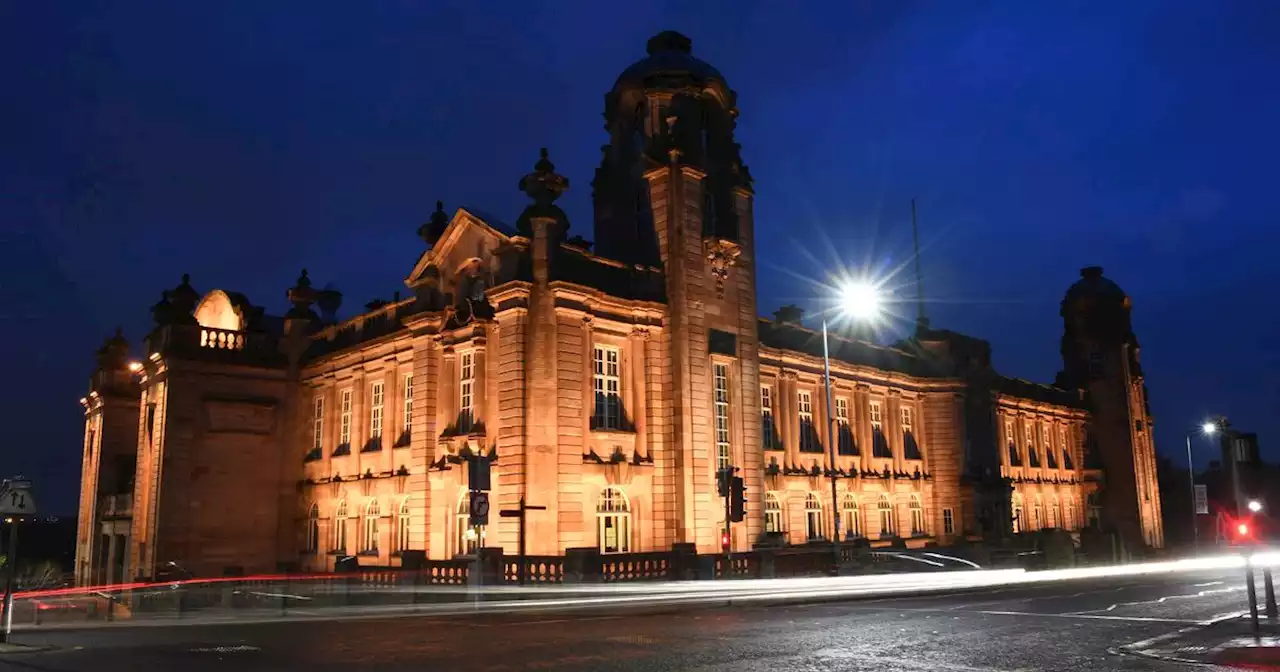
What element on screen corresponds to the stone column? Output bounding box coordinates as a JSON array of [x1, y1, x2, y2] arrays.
[[886, 391, 902, 472], [855, 384, 872, 474], [630, 329, 649, 457]]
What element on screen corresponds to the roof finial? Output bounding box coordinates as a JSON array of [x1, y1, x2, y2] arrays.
[[418, 200, 451, 246]]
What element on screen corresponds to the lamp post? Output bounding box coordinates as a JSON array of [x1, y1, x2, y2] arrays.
[[1187, 421, 1218, 552], [821, 281, 881, 572]]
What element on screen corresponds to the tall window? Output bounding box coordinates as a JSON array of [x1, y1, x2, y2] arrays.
[[841, 493, 861, 538], [714, 363, 731, 470], [942, 508, 955, 535], [765, 492, 783, 533], [1061, 426, 1074, 469], [395, 498, 411, 553], [798, 390, 817, 453], [902, 405, 922, 460], [339, 389, 352, 450], [804, 492, 825, 540], [459, 351, 475, 432], [361, 499, 380, 553], [1025, 421, 1039, 468], [1011, 493, 1024, 533], [454, 493, 483, 556], [369, 382, 384, 443], [1048, 498, 1060, 528], [1064, 498, 1076, 530], [871, 400, 891, 458], [597, 487, 632, 554], [1006, 418, 1020, 466], [333, 500, 349, 553], [402, 374, 414, 440], [761, 386, 777, 450], [836, 398, 855, 455], [877, 495, 895, 537], [1043, 424, 1058, 468], [306, 503, 320, 553], [909, 495, 925, 536], [1031, 497, 1043, 530], [312, 398, 324, 454], [593, 345, 622, 429]]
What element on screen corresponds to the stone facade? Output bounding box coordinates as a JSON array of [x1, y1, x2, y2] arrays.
[[73, 32, 1162, 584]]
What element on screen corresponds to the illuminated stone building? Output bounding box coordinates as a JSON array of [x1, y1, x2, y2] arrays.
[[74, 32, 1162, 583]]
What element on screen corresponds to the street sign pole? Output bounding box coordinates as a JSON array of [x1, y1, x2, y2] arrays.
[[500, 499, 545, 585], [0, 477, 35, 645], [1, 517, 17, 644]]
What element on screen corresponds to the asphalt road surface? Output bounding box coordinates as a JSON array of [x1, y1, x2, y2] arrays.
[[0, 567, 1255, 671]]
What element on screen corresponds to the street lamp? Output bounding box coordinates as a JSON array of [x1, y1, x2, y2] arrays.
[[1249, 500, 1263, 513], [1187, 419, 1222, 552], [821, 280, 882, 571]]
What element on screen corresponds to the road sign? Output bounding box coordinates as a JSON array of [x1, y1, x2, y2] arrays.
[[469, 491, 489, 526], [1194, 484, 1209, 515], [0, 484, 36, 516]]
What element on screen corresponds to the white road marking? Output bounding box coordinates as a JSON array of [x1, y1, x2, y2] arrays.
[[1065, 585, 1240, 615], [975, 610, 1199, 623]]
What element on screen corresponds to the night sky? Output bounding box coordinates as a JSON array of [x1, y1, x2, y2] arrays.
[[5, 2, 1279, 513]]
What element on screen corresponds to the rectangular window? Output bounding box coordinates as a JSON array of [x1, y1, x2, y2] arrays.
[[1005, 418, 1020, 466], [869, 400, 882, 429], [370, 382, 384, 441], [593, 345, 622, 430], [713, 363, 731, 471], [798, 390, 816, 453], [943, 508, 954, 535], [835, 397, 854, 455], [459, 351, 475, 432], [761, 386, 777, 450], [339, 389, 353, 448], [312, 397, 324, 451], [402, 374, 414, 439], [1025, 421, 1039, 467], [870, 400, 891, 458], [900, 406, 913, 434]]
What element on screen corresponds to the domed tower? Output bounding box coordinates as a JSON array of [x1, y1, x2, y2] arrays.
[[1060, 266, 1163, 550], [592, 30, 753, 265], [595, 32, 762, 552]]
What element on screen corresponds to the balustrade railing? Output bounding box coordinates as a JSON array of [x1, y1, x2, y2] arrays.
[[200, 326, 245, 350]]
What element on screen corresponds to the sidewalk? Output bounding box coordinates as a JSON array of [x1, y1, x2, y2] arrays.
[[1121, 614, 1280, 669]]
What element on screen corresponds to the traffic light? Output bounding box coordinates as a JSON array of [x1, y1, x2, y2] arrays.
[[729, 476, 746, 522], [468, 455, 491, 491], [721, 531, 730, 551], [716, 468, 731, 497], [1238, 522, 1251, 539]]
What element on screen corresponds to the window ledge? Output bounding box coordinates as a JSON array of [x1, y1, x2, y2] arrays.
[[357, 550, 379, 557]]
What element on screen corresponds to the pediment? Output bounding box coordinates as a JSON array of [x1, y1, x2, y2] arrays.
[[404, 207, 515, 288]]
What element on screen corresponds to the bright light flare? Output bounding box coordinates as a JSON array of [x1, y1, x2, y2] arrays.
[[837, 280, 882, 321], [1202, 421, 1218, 435], [1249, 500, 1263, 513], [127, 361, 143, 373]]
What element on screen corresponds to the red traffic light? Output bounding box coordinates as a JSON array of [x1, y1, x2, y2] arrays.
[[1239, 523, 1251, 536], [721, 532, 730, 549]]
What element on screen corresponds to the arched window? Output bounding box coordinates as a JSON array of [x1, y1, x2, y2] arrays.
[[455, 493, 484, 556], [395, 498, 411, 554], [306, 503, 320, 554], [1011, 493, 1024, 533], [909, 495, 925, 536], [1031, 497, 1043, 531], [361, 499, 381, 554], [1048, 497, 1060, 529], [333, 500, 349, 553], [878, 495, 896, 538], [597, 487, 632, 554], [805, 492, 825, 540], [841, 493, 861, 539], [765, 492, 784, 534]]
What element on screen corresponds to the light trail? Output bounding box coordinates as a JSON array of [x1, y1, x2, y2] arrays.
[[10, 552, 1267, 627]]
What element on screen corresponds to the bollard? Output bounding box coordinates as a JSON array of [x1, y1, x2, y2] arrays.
[[1266, 568, 1278, 620], [279, 578, 288, 617], [105, 594, 114, 622], [1247, 564, 1261, 637]]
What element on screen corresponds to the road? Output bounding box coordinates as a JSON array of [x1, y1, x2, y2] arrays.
[[0, 566, 1257, 671]]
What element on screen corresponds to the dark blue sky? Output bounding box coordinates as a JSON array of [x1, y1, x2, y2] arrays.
[[4, 1, 1279, 512]]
